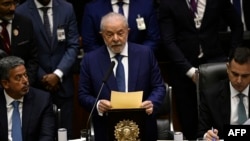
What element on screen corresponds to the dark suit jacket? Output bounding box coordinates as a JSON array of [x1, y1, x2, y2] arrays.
[[243, 0, 250, 31], [0, 13, 38, 85], [78, 42, 166, 141], [0, 87, 56, 141], [159, 0, 243, 74], [16, 0, 79, 98], [81, 0, 160, 52], [197, 79, 250, 139]]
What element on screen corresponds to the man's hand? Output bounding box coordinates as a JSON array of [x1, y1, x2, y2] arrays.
[[98, 99, 112, 113], [42, 73, 60, 92], [205, 128, 219, 141], [141, 100, 153, 115]]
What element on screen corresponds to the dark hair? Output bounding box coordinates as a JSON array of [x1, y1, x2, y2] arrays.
[[0, 56, 25, 80], [0, 49, 7, 59], [228, 47, 250, 64]]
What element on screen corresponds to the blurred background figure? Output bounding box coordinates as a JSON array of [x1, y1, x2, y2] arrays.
[[0, 0, 38, 86], [159, 0, 243, 139], [16, 0, 79, 138]]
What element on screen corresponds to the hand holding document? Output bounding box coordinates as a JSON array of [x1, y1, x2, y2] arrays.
[[110, 91, 143, 109]]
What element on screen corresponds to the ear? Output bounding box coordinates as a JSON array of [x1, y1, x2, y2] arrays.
[[226, 62, 230, 74], [1, 80, 9, 89]]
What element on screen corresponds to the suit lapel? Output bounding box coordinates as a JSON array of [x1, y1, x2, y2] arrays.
[[21, 92, 33, 141], [51, 0, 60, 50], [99, 47, 117, 91], [0, 91, 8, 140], [127, 43, 140, 91], [220, 81, 232, 124], [27, 0, 51, 47]]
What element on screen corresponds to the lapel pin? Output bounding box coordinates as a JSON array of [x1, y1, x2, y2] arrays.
[[13, 29, 19, 36]]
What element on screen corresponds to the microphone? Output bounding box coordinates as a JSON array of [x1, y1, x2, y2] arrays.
[[85, 61, 115, 141]]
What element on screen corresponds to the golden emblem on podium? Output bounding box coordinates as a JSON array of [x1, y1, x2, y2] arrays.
[[114, 119, 140, 141]]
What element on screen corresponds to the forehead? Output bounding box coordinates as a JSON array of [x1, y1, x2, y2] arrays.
[[9, 65, 26, 75], [229, 59, 250, 73], [0, 0, 14, 3]]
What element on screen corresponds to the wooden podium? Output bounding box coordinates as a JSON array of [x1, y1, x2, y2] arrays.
[[106, 108, 147, 141]]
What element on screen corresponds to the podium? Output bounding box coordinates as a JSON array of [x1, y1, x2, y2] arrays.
[[106, 108, 147, 141]]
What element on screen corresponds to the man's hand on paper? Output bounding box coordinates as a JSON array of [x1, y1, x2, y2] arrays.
[[141, 100, 153, 115], [98, 99, 112, 113]]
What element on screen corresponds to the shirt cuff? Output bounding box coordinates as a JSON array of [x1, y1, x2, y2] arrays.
[[53, 69, 63, 82], [97, 100, 103, 116], [186, 67, 197, 78]]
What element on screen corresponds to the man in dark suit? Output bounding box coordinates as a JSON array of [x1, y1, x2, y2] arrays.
[[81, 0, 160, 53], [159, 0, 243, 139], [197, 47, 250, 140], [0, 0, 38, 86], [79, 12, 166, 141], [0, 56, 55, 141], [16, 0, 79, 138]]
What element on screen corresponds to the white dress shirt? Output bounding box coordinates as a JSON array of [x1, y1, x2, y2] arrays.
[[111, 0, 130, 19]]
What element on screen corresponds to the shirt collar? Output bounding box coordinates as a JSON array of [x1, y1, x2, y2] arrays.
[[0, 19, 13, 24], [230, 82, 249, 98], [4, 90, 24, 106], [111, 0, 130, 5], [35, 0, 53, 9], [107, 42, 128, 59]]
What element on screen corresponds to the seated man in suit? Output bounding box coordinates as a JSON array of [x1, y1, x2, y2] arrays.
[[0, 56, 56, 141], [197, 47, 250, 140], [78, 12, 166, 141]]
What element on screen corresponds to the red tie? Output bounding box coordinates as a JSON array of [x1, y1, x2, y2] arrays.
[[0, 20, 11, 54]]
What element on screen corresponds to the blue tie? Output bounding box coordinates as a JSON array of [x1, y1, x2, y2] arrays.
[[115, 54, 125, 91], [117, 1, 124, 15], [237, 93, 247, 124], [233, 0, 242, 16], [12, 101, 22, 141], [41, 7, 52, 40]]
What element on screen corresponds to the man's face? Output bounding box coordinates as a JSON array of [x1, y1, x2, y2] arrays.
[[100, 19, 129, 54], [1, 65, 29, 99], [227, 59, 250, 92], [0, 0, 16, 21]]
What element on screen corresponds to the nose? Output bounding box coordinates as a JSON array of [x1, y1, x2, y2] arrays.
[[112, 34, 119, 41], [236, 76, 242, 84], [9, 3, 16, 11]]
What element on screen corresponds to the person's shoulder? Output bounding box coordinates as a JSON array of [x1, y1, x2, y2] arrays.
[[85, 0, 108, 7], [29, 87, 50, 99], [128, 42, 152, 53], [204, 79, 229, 97]]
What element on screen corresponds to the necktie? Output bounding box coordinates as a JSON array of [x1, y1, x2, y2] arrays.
[[233, 0, 242, 16], [115, 54, 125, 91], [40, 7, 52, 40], [117, 1, 124, 15], [237, 93, 247, 124], [0, 20, 11, 54], [12, 101, 22, 141], [189, 0, 197, 17]]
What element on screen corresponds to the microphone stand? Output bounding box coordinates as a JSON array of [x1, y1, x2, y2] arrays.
[[85, 61, 115, 141]]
